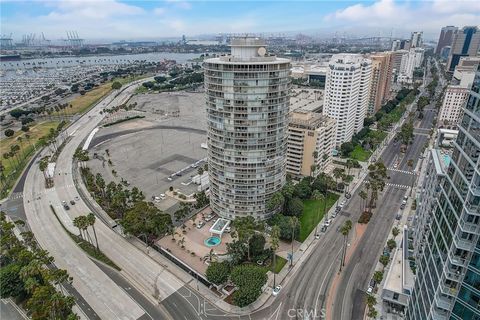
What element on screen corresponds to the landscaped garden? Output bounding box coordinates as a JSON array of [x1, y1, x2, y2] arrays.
[[339, 87, 419, 162], [299, 193, 339, 241], [1, 121, 64, 198]]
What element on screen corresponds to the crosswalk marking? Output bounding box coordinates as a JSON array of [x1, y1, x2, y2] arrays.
[[386, 183, 410, 190], [388, 168, 417, 175], [10, 184, 76, 201], [9, 192, 23, 200]]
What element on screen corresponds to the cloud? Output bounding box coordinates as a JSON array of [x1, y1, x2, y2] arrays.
[[41, 0, 145, 20], [153, 7, 167, 16], [324, 0, 480, 38], [165, 0, 191, 10]]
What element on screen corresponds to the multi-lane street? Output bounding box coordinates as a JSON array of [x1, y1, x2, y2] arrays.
[[2, 58, 443, 320]]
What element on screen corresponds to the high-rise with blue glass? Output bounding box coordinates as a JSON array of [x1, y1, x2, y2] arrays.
[[447, 26, 480, 72], [407, 64, 480, 319]]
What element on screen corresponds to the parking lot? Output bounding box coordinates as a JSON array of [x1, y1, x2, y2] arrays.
[[86, 91, 207, 213]]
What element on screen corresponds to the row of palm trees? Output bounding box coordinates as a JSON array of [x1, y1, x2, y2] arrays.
[[73, 213, 99, 250]]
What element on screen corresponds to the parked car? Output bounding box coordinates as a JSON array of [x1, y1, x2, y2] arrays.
[[70, 200, 75, 205], [205, 214, 214, 222], [74, 196, 80, 201], [400, 203, 406, 210], [272, 285, 282, 296], [225, 226, 232, 233], [63, 204, 70, 211], [320, 225, 328, 233], [196, 221, 205, 229], [324, 219, 332, 227], [62, 200, 67, 206], [396, 213, 402, 220]]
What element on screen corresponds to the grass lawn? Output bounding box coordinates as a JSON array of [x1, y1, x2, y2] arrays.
[[349, 145, 372, 162], [1, 121, 59, 198], [299, 193, 340, 242], [272, 256, 287, 274], [56, 75, 150, 116], [55, 82, 114, 116]]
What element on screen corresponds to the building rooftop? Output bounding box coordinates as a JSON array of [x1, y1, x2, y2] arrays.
[[289, 110, 334, 130], [383, 227, 415, 295], [289, 88, 324, 113]]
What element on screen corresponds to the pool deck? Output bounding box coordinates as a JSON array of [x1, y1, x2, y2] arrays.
[[157, 208, 233, 275]]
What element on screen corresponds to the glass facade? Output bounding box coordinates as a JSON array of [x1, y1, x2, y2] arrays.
[[203, 38, 291, 219], [407, 65, 480, 319]]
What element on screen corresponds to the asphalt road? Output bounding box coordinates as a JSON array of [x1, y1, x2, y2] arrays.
[[331, 60, 442, 320]]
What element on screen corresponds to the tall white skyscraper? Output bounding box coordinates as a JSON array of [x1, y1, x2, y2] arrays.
[[410, 31, 423, 48], [323, 54, 372, 146], [203, 37, 291, 220]]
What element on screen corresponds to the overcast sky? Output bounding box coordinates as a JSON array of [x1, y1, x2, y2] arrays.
[[1, 0, 480, 42]]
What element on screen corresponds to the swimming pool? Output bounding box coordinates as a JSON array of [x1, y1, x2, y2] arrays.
[[204, 236, 221, 247]]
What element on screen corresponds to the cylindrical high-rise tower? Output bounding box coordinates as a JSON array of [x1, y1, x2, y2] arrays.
[[204, 37, 291, 220]]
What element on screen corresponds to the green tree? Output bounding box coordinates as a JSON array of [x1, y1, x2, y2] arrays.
[[359, 189, 368, 212], [267, 191, 285, 213], [0, 263, 25, 298], [248, 233, 266, 259], [392, 227, 400, 239], [373, 270, 383, 284], [312, 190, 325, 236], [121, 201, 172, 244], [111, 81, 122, 90], [205, 261, 230, 285], [289, 216, 299, 267], [379, 255, 390, 269], [340, 220, 353, 271], [270, 225, 280, 286], [387, 239, 397, 251], [285, 197, 304, 217], [4, 129, 15, 137], [87, 213, 99, 250]]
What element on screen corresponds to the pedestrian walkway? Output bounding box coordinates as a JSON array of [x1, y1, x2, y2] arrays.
[[385, 183, 410, 190], [387, 168, 417, 175], [8, 192, 23, 200]]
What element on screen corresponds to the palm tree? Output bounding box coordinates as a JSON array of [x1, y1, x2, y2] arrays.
[[270, 225, 280, 287], [345, 159, 353, 176], [0, 161, 6, 189], [310, 164, 317, 178], [340, 220, 353, 271], [3, 152, 14, 170], [312, 190, 325, 236], [38, 157, 50, 187], [25, 133, 35, 152], [333, 167, 343, 187], [359, 189, 368, 212], [73, 217, 83, 239], [366, 294, 377, 309], [392, 227, 400, 239], [10, 145, 20, 166], [87, 213, 99, 250], [267, 191, 285, 213], [16, 136, 24, 158], [289, 216, 299, 267]]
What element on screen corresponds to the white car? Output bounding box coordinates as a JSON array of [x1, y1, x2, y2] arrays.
[[367, 286, 373, 294], [272, 285, 282, 296], [324, 219, 332, 227]]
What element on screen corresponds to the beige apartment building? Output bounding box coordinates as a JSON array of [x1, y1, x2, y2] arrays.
[[438, 86, 469, 128], [368, 52, 393, 116], [287, 110, 336, 178]]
